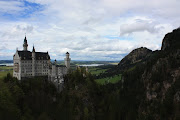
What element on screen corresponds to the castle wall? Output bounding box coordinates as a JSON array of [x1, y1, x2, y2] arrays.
[[48, 65, 68, 92], [34, 60, 49, 76], [13, 52, 21, 80], [21, 60, 32, 77]]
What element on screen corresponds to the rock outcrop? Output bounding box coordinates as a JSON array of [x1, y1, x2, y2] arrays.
[[161, 27, 180, 50], [118, 47, 152, 70]]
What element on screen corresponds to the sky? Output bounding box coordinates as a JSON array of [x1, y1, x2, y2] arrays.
[[0, 0, 179, 61]]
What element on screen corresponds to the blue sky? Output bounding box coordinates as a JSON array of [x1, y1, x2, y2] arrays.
[[0, 0, 179, 61]]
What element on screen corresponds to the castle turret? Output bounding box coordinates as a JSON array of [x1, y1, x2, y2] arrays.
[[32, 45, 35, 76], [86, 66, 88, 72], [52, 60, 57, 77], [54, 59, 57, 65], [64, 52, 71, 70], [23, 36, 28, 51]]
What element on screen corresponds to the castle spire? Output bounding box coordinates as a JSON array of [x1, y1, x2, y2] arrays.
[[32, 45, 35, 52], [24, 35, 27, 42], [32, 44, 35, 77], [23, 35, 28, 51]]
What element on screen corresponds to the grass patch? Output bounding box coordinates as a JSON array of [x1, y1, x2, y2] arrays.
[[88, 67, 108, 75], [0, 71, 13, 79], [127, 66, 136, 72], [95, 74, 122, 85], [0, 66, 13, 70], [108, 63, 119, 65], [0, 66, 13, 79]]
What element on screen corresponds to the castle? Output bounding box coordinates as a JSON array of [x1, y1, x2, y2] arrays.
[[13, 36, 71, 91]]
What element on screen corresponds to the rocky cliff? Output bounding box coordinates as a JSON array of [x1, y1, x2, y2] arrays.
[[161, 27, 180, 50], [140, 28, 180, 120], [120, 28, 180, 120]]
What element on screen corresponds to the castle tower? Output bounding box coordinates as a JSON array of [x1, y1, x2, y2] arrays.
[[64, 52, 71, 70], [52, 60, 57, 77], [23, 36, 28, 51], [32, 45, 35, 76], [86, 66, 88, 72], [54, 59, 57, 65]]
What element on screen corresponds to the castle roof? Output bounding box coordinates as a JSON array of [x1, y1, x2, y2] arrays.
[[17, 51, 50, 60]]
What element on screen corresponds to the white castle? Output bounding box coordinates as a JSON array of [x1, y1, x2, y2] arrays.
[[13, 36, 71, 90]]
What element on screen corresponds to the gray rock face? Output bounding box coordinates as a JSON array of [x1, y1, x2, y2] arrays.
[[161, 28, 180, 50]]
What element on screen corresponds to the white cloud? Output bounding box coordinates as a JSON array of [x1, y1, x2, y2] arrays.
[[0, 1, 24, 14], [0, 0, 179, 60], [120, 19, 160, 35]]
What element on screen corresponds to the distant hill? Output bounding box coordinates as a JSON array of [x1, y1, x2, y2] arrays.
[[118, 47, 152, 71], [0, 60, 13, 64]]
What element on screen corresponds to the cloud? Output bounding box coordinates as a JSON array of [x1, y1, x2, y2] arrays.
[[1, 23, 34, 39], [120, 19, 161, 35], [101, 0, 180, 18], [0, 0, 179, 60], [0, 1, 24, 14], [16, 25, 34, 33]]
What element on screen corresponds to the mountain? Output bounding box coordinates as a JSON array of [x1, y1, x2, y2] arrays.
[[120, 28, 180, 119], [118, 47, 152, 71]]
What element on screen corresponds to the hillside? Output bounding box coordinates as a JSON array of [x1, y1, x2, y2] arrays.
[[118, 47, 152, 71], [119, 28, 180, 119]]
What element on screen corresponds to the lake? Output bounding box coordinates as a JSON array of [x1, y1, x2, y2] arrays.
[[78, 64, 104, 67]]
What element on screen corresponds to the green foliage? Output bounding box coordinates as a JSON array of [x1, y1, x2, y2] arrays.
[[0, 74, 59, 120], [0, 76, 21, 120], [0, 66, 13, 70], [0, 66, 13, 79], [0, 71, 13, 79], [88, 67, 108, 75], [127, 65, 136, 72], [95, 74, 122, 85], [37, 112, 50, 120], [83, 107, 89, 120]]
